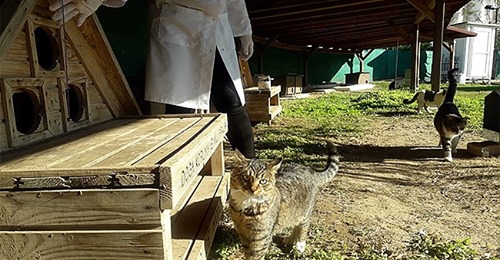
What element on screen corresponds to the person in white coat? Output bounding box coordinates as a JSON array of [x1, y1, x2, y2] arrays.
[[50, 0, 256, 158]]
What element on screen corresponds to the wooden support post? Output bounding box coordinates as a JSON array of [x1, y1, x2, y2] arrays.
[[356, 52, 364, 72], [303, 46, 318, 86], [411, 24, 420, 92], [431, 0, 445, 92], [448, 41, 455, 70], [348, 58, 354, 74]]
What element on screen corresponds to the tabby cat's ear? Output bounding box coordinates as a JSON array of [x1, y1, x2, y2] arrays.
[[268, 159, 282, 173], [234, 149, 250, 163]]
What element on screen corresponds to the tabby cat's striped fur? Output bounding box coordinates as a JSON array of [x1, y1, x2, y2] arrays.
[[229, 141, 340, 259]]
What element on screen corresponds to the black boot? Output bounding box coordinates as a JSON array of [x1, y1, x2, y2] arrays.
[[226, 106, 255, 158]]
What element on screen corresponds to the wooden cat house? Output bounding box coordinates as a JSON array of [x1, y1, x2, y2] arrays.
[[0, 1, 228, 259]]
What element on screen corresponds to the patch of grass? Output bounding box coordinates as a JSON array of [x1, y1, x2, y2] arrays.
[[208, 225, 241, 260], [405, 231, 499, 260]]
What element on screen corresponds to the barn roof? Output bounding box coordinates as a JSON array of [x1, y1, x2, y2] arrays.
[[246, 0, 477, 53]]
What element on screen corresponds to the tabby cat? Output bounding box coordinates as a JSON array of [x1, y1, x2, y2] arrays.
[[434, 68, 468, 162], [229, 141, 340, 259], [403, 89, 447, 113]]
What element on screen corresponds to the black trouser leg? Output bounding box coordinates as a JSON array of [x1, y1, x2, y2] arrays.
[[211, 50, 255, 158]]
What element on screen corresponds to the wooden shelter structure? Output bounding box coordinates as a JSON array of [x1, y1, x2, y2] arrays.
[[0, 0, 227, 259], [246, 0, 477, 91]]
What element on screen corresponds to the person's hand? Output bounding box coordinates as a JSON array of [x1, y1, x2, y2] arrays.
[[49, 0, 105, 27], [238, 34, 254, 61]]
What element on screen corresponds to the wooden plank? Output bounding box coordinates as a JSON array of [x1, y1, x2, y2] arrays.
[[65, 17, 141, 117], [14, 173, 156, 189], [0, 230, 164, 259], [188, 174, 229, 260], [0, 123, 9, 152], [0, 0, 37, 59], [161, 210, 174, 260], [0, 176, 15, 189], [53, 119, 174, 168], [25, 18, 39, 77], [171, 176, 222, 260], [200, 142, 224, 176], [93, 117, 200, 167], [136, 117, 214, 166], [0, 189, 161, 230], [245, 92, 272, 101], [153, 115, 228, 209], [0, 78, 15, 148], [171, 176, 203, 216], [246, 100, 271, 110], [0, 60, 31, 77], [0, 118, 151, 170]]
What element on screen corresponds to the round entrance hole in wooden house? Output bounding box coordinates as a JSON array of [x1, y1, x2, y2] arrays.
[[12, 89, 42, 134], [34, 26, 60, 71], [66, 85, 85, 122]]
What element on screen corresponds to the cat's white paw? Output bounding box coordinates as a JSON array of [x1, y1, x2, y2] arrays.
[[295, 241, 306, 253], [452, 149, 458, 153]]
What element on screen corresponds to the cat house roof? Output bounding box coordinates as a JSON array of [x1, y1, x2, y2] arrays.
[[0, 0, 141, 116]]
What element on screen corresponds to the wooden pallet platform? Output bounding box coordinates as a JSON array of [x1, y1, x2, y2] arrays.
[[244, 85, 282, 125], [0, 114, 229, 259]]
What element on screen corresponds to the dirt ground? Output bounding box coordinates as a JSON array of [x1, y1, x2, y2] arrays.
[[217, 114, 499, 259], [314, 115, 500, 257]]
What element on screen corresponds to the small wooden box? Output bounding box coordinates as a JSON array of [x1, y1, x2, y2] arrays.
[[244, 85, 282, 125], [273, 74, 303, 96], [0, 114, 228, 259]]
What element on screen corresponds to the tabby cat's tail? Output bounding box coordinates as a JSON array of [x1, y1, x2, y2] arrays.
[[445, 68, 459, 103], [315, 140, 340, 185], [403, 93, 419, 104]]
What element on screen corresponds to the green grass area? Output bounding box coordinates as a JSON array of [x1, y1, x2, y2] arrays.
[[255, 83, 493, 165], [210, 83, 498, 259]]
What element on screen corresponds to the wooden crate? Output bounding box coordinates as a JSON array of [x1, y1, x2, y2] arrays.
[[244, 85, 282, 125], [273, 74, 303, 96], [0, 114, 228, 259]]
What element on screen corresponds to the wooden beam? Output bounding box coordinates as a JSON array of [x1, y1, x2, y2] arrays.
[[0, 0, 37, 59], [0, 189, 161, 230], [447, 41, 455, 70], [389, 21, 412, 42], [0, 230, 164, 259], [249, 0, 384, 21], [414, 0, 436, 24], [431, 0, 445, 92], [407, 0, 436, 22]]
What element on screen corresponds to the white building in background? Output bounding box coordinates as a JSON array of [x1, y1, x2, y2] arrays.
[[443, 0, 500, 83]]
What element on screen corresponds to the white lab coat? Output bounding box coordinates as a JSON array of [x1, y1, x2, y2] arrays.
[[143, 0, 252, 110]]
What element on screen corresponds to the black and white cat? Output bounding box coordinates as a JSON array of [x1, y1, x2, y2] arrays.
[[433, 68, 468, 162], [403, 89, 447, 113]]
